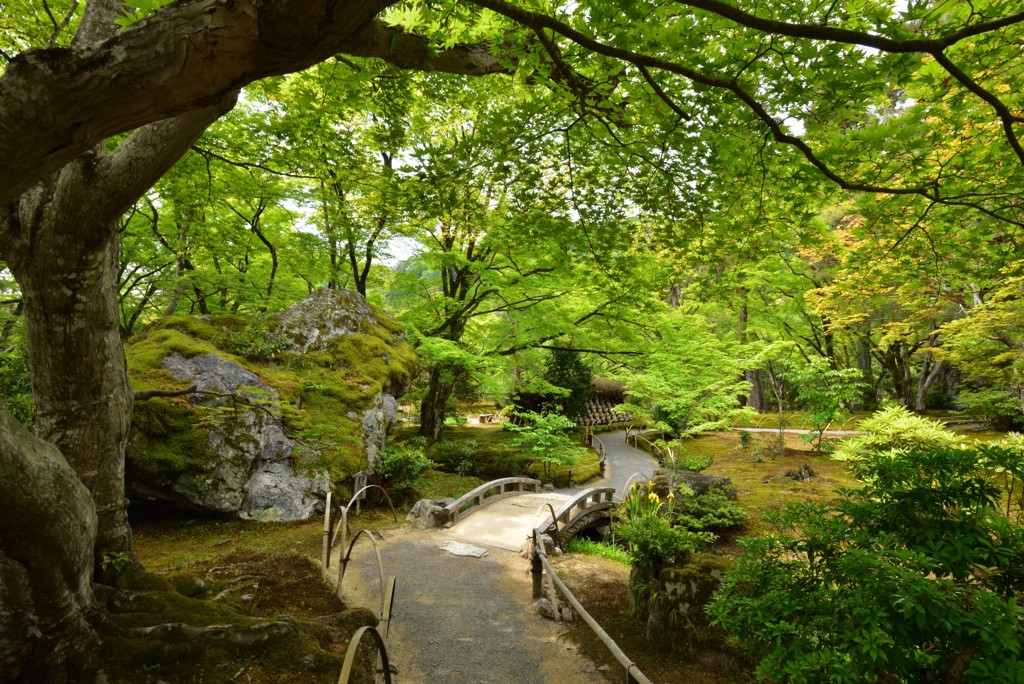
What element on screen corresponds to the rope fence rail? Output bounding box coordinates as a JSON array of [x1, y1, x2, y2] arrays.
[[531, 529, 653, 684]]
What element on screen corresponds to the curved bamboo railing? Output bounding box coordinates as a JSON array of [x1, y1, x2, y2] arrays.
[[323, 485, 399, 574]]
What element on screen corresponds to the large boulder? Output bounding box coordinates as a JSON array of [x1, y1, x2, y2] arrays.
[[125, 289, 418, 521]]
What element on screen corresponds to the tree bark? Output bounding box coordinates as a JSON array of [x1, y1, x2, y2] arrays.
[[10, 215, 135, 568], [0, 3, 508, 204], [855, 332, 877, 410], [0, 101, 236, 568], [0, 401, 99, 682], [418, 365, 461, 443]]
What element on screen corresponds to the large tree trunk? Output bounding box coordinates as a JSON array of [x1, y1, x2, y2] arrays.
[[4, 160, 135, 568], [0, 401, 100, 682]]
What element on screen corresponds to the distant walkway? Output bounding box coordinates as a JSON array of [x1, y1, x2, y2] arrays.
[[585, 430, 659, 496], [729, 426, 863, 436]]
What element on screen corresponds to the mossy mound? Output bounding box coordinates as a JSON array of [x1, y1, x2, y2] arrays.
[[94, 554, 376, 683], [125, 290, 419, 519]]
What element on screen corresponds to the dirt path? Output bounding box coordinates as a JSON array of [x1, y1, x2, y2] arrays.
[[335, 524, 610, 683]]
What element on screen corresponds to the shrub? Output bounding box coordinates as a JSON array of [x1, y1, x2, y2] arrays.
[[708, 442, 1024, 683], [229, 323, 290, 362], [832, 405, 961, 476], [671, 488, 748, 534], [957, 388, 1024, 431], [617, 484, 715, 570], [751, 432, 785, 461], [674, 454, 713, 472], [375, 443, 435, 488], [616, 514, 712, 570], [430, 439, 478, 476]]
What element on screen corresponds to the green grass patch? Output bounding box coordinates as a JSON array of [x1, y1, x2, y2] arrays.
[[564, 537, 631, 565]]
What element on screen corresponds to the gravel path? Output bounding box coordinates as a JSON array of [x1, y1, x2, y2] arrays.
[[333, 432, 659, 683], [338, 526, 608, 683]]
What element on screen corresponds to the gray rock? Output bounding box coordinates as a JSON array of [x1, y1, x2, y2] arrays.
[[128, 290, 414, 522], [784, 463, 815, 482], [274, 289, 379, 354], [362, 392, 399, 474], [147, 352, 328, 521], [653, 467, 737, 499], [534, 598, 557, 620], [438, 541, 489, 558], [407, 499, 450, 529], [136, 620, 296, 645], [160, 352, 265, 403]]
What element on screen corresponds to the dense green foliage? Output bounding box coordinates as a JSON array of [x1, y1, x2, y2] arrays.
[[709, 419, 1024, 683]]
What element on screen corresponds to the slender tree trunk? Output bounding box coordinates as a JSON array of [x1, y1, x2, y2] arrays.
[[855, 332, 877, 410], [915, 355, 944, 412]]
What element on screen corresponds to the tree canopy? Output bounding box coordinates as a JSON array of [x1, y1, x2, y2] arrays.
[[1, 0, 1024, 678]]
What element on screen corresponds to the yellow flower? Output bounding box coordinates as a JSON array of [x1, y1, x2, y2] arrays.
[[647, 492, 659, 503], [648, 480, 655, 487], [667, 491, 675, 500]]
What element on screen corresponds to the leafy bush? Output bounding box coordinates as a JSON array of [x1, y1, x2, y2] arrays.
[[671, 488, 748, 534], [674, 454, 713, 472], [617, 483, 715, 569], [0, 344, 34, 429], [430, 439, 479, 476], [230, 323, 289, 362], [750, 432, 785, 461], [708, 442, 1024, 683], [957, 388, 1024, 431], [375, 443, 435, 487], [832, 405, 961, 475], [616, 514, 712, 570]]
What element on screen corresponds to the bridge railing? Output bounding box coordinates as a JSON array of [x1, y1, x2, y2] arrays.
[[444, 477, 542, 525], [530, 529, 653, 684], [533, 486, 616, 543]]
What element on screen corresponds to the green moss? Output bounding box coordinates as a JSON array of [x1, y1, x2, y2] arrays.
[[126, 304, 419, 492]]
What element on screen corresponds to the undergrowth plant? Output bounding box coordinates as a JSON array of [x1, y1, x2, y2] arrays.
[[563, 537, 631, 565], [709, 425, 1024, 683], [375, 443, 435, 488]]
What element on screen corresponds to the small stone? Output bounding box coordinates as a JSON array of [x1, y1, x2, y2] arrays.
[[534, 598, 557, 620], [438, 541, 488, 558], [560, 607, 573, 622]]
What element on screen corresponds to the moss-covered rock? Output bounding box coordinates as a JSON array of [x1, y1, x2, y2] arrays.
[[126, 290, 418, 520], [629, 553, 746, 672]]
